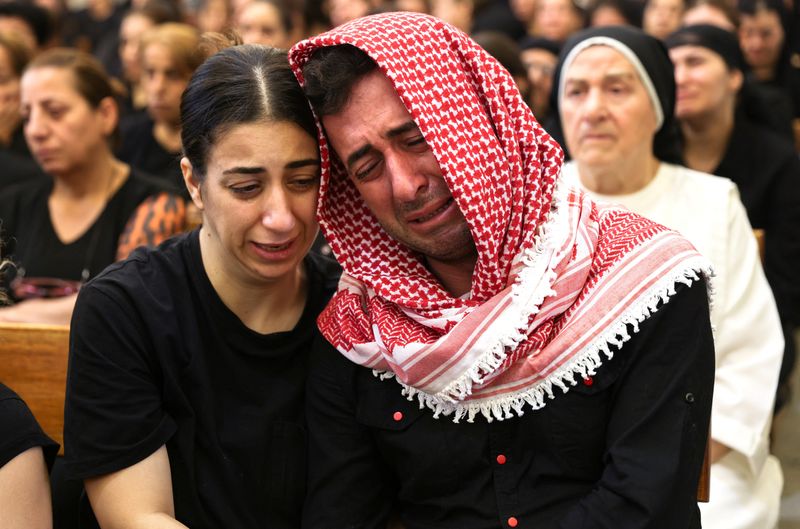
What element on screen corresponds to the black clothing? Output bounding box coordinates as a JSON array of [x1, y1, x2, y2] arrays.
[[303, 280, 715, 529], [2, 126, 32, 159], [0, 382, 59, 470], [0, 149, 45, 189], [64, 231, 340, 529], [714, 116, 800, 326], [0, 170, 173, 299], [117, 113, 184, 194], [713, 114, 800, 409]]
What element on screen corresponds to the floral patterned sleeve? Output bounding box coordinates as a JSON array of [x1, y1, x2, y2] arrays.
[[116, 193, 187, 260]]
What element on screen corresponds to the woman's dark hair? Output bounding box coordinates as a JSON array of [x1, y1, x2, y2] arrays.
[[180, 43, 317, 179], [26, 48, 123, 108]]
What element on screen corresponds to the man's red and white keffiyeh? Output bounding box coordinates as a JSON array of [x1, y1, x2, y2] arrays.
[[289, 12, 712, 422]]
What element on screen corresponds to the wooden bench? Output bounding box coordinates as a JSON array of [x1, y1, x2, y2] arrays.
[[0, 323, 70, 454]]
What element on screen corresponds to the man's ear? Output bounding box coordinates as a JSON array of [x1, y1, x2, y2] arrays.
[[180, 157, 204, 210]]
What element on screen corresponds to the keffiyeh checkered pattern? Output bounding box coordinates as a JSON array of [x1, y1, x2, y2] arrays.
[[289, 12, 712, 422]]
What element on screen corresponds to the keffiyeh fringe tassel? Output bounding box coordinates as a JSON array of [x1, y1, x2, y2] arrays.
[[377, 257, 712, 423]]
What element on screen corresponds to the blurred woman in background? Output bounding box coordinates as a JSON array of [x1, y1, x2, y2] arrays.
[[116, 23, 201, 192], [0, 32, 43, 186], [0, 48, 185, 324], [666, 23, 800, 413]]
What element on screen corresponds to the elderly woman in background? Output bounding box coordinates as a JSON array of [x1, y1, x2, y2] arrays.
[[117, 23, 202, 193], [551, 25, 784, 529], [0, 48, 185, 324]]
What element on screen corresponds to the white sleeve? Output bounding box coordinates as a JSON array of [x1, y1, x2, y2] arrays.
[[710, 184, 783, 475]]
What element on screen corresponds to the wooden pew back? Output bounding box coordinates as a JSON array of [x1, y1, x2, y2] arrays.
[[0, 323, 70, 453]]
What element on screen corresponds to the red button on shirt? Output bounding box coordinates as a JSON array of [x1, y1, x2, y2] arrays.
[[582, 376, 594, 386], [496, 454, 507, 465], [507, 516, 518, 527], [393, 411, 403, 421]]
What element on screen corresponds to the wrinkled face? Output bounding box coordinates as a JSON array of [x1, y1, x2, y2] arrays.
[[560, 45, 658, 169], [682, 4, 735, 31], [521, 47, 557, 116], [142, 42, 189, 126], [670, 45, 740, 120], [185, 120, 320, 286], [237, 2, 289, 48], [21, 67, 115, 176], [739, 9, 784, 72], [643, 0, 684, 40], [321, 70, 475, 266], [535, 0, 583, 42], [119, 13, 155, 82]]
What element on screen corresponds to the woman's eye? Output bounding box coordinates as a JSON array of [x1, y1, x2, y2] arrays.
[[230, 183, 260, 195]]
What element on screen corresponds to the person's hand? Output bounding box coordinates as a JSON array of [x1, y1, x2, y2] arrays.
[[0, 79, 21, 146], [0, 295, 77, 325], [709, 439, 732, 464]]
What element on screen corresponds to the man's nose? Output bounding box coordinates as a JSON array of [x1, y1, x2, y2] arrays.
[[386, 152, 428, 202]]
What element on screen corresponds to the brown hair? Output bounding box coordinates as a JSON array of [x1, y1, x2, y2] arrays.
[[25, 48, 125, 144], [0, 33, 32, 78], [26, 47, 126, 107], [139, 23, 203, 77]]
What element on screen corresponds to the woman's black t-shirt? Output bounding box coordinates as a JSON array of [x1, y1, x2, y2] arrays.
[[0, 170, 174, 297], [0, 382, 59, 469], [63, 230, 340, 528]]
